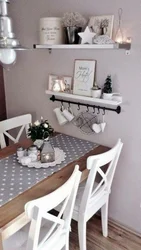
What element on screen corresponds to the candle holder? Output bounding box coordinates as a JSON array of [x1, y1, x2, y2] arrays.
[[115, 8, 123, 44]]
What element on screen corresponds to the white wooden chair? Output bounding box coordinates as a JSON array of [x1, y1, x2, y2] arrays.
[[56, 139, 123, 250], [3, 165, 81, 250], [0, 114, 32, 149], [74, 139, 123, 250]]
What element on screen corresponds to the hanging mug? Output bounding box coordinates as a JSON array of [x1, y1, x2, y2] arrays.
[[53, 107, 68, 126]]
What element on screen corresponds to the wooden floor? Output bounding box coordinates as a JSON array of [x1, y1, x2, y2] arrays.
[[69, 216, 141, 250]]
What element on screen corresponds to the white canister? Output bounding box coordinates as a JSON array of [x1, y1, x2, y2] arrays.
[[39, 17, 64, 45]]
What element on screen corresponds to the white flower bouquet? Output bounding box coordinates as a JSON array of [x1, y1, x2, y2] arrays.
[[28, 117, 54, 141], [62, 12, 87, 27]]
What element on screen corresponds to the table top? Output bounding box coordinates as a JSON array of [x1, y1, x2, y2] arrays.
[[0, 134, 109, 230]]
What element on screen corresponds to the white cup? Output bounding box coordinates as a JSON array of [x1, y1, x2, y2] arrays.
[[54, 107, 68, 126], [62, 109, 74, 122], [103, 93, 122, 101]]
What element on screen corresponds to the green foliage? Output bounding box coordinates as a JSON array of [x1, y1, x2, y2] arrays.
[[103, 75, 112, 93], [28, 119, 54, 141]]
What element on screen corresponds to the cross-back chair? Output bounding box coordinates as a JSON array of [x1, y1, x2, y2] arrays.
[[73, 139, 123, 250], [56, 139, 123, 250], [3, 165, 81, 250], [0, 114, 32, 149]]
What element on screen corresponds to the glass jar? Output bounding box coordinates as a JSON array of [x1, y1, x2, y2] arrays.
[[17, 147, 25, 158], [28, 146, 38, 162]]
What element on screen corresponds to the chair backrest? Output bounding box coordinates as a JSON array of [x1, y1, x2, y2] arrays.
[[25, 165, 81, 250], [80, 139, 123, 213], [0, 114, 32, 149]]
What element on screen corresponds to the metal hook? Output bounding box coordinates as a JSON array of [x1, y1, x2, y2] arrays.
[[77, 103, 80, 110], [97, 107, 100, 114], [93, 106, 95, 113], [61, 101, 64, 111], [102, 108, 105, 115], [86, 105, 89, 112]]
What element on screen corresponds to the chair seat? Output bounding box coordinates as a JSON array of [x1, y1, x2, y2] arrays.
[[74, 180, 100, 212], [3, 220, 66, 250]]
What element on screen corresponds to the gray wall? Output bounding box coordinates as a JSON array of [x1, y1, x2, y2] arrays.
[[4, 0, 141, 234]]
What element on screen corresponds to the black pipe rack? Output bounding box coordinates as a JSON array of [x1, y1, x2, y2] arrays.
[[50, 95, 121, 114]]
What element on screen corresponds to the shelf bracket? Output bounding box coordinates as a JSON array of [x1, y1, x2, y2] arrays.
[[48, 48, 52, 54], [50, 95, 121, 114]]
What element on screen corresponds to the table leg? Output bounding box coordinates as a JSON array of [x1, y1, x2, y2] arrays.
[[0, 233, 3, 250]]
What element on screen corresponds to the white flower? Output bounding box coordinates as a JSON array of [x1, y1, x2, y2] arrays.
[[34, 120, 40, 126], [44, 123, 48, 128]]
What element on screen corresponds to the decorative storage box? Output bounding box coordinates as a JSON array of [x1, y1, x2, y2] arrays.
[[39, 17, 64, 45]]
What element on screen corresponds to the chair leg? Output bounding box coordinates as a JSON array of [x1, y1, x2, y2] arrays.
[[78, 218, 87, 250], [101, 200, 109, 237], [63, 235, 69, 250], [64, 241, 69, 250]]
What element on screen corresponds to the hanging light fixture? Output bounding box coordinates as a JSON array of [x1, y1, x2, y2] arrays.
[[0, 0, 26, 66]]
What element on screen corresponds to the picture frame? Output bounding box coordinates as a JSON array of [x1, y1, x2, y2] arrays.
[[88, 15, 114, 39], [73, 60, 96, 97], [48, 74, 58, 90], [62, 76, 72, 93]]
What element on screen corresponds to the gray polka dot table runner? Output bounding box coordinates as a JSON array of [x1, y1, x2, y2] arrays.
[[0, 134, 98, 207]]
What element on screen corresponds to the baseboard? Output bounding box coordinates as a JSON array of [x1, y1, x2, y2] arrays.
[[108, 216, 141, 238], [96, 212, 141, 237]]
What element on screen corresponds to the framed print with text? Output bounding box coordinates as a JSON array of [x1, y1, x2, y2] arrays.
[[73, 60, 96, 97]]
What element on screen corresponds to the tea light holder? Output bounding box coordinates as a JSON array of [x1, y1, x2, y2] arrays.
[[52, 79, 65, 92]]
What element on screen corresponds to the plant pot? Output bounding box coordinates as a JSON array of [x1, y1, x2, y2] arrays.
[[91, 88, 102, 98], [103, 92, 122, 102], [64, 26, 82, 44]]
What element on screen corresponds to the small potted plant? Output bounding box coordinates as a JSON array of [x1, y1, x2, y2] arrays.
[[62, 12, 87, 44], [28, 117, 54, 149], [91, 81, 102, 99], [102, 75, 113, 100]]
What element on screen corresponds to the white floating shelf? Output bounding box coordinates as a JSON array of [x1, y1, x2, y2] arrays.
[[34, 43, 131, 51], [45, 90, 122, 107]]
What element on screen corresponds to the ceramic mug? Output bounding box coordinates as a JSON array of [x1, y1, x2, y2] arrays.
[[54, 107, 68, 126], [101, 114, 106, 132], [62, 109, 74, 122], [102, 93, 122, 101]]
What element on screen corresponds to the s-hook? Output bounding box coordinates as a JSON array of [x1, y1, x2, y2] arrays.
[[102, 108, 106, 115], [77, 103, 80, 110], [97, 107, 100, 114], [93, 106, 95, 113], [61, 101, 64, 111], [86, 105, 89, 112], [68, 102, 71, 109]]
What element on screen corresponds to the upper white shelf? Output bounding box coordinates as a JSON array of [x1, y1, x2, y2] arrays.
[[45, 90, 122, 107], [34, 43, 131, 51]]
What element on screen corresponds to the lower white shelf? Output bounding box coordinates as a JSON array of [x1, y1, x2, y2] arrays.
[[45, 90, 122, 107]]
